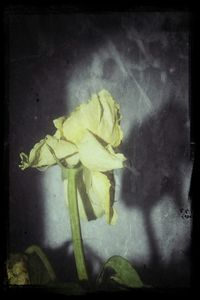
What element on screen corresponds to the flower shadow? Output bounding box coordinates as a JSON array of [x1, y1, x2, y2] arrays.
[[121, 98, 191, 286], [45, 241, 103, 283]]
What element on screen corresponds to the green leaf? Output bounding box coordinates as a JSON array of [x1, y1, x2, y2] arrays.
[[97, 255, 144, 289], [24, 245, 56, 285]]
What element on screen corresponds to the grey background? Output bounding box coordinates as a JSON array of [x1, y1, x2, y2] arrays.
[[8, 11, 192, 287]]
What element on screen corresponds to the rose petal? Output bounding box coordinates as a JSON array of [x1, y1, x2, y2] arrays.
[[63, 168, 117, 224], [83, 168, 117, 224], [20, 136, 79, 169], [96, 89, 123, 147], [62, 90, 123, 147], [45, 135, 79, 167], [53, 116, 66, 139], [77, 130, 126, 172]]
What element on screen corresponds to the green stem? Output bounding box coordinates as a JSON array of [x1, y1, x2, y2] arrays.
[[64, 168, 88, 281]]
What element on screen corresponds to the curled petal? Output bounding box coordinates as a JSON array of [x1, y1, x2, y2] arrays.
[[110, 208, 118, 225], [63, 167, 117, 224], [62, 93, 102, 144], [19, 136, 79, 170], [53, 116, 66, 131], [19, 152, 30, 170], [77, 130, 126, 172], [62, 90, 123, 147], [83, 168, 117, 224], [64, 168, 105, 222], [96, 89, 123, 147], [53, 116, 66, 139], [45, 135, 79, 167]]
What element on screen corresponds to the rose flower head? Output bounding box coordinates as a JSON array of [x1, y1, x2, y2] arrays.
[[19, 89, 126, 224]]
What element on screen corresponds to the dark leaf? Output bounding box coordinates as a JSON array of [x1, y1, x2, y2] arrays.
[[97, 255, 144, 290]]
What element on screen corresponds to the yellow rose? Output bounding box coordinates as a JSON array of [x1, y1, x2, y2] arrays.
[[19, 89, 126, 224]]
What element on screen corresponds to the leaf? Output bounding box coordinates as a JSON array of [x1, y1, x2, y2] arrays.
[[24, 245, 56, 285], [97, 256, 144, 290]]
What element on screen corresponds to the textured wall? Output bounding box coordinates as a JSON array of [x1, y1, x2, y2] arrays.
[[8, 11, 192, 287]]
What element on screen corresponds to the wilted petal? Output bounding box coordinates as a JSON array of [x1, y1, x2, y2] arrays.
[[62, 93, 103, 144], [63, 167, 117, 224], [83, 168, 117, 224], [53, 116, 66, 131], [62, 90, 123, 147], [110, 208, 118, 225], [62, 108, 88, 145], [77, 130, 126, 172], [19, 152, 30, 170], [19, 135, 79, 170], [45, 135, 79, 167], [96, 89, 123, 147], [53, 116, 66, 139]]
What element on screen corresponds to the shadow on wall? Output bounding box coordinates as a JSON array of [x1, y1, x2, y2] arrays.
[[121, 98, 191, 286], [9, 171, 44, 252], [8, 14, 117, 280], [8, 12, 190, 285], [8, 16, 66, 253], [8, 12, 127, 254], [45, 241, 103, 283]]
